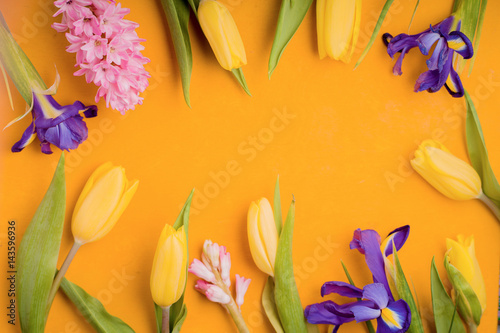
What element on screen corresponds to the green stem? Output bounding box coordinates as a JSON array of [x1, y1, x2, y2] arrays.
[[161, 306, 171, 333], [224, 300, 250, 333], [477, 192, 500, 222], [468, 322, 478, 333], [46, 241, 81, 318]]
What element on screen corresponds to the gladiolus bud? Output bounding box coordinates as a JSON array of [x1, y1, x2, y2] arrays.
[[72, 162, 138, 244], [247, 198, 278, 276], [445, 235, 486, 327], [316, 0, 361, 62], [198, 0, 247, 70], [150, 225, 188, 307], [411, 140, 482, 200]]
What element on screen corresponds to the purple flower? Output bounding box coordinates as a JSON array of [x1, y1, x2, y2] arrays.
[[383, 16, 473, 98], [305, 282, 411, 333], [12, 90, 97, 154]]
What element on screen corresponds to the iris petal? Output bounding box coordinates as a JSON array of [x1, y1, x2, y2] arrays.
[[447, 31, 473, 59], [11, 114, 36, 152], [351, 305, 380, 322], [304, 301, 354, 325], [321, 281, 363, 298], [417, 32, 440, 55], [362, 283, 389, 309], [444, 64, 464, 97], [377, 299, 411, 333], [381, 226, 410, 258]]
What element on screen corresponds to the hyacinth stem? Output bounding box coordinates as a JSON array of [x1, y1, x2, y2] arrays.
[[478, 192, 500, 222], [224, 300, 250, 333], [161, 306, 171, 333], [46, 241, 82, 318], [212, 266, 250, 333]]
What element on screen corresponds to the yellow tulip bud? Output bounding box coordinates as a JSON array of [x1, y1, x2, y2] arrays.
[[446, 235, 486, 312], [317, 0, 362, 62], [198, 0, 247, 70], [247, 198, 278, 276], [72, 162, 139, 244], [411, 140, 482, 200], [150, 225, 187, 307]]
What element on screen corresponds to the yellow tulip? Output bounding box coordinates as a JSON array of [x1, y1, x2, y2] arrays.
[[150, 225, 187, 307], [198, 0, 247, 70], [72, 162, 139, 244], [411, 140, 482, 200], [446, 235, 486, 312], [317, 0, 362, 62], [247, 198, 278, 276]]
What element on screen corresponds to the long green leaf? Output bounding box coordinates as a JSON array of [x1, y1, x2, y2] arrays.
[[268, 0, 314, 78], [407, 0, 421, 33], [185, 0, 199, 14], [231, 68, 251, 96], [0, 11, 45, 106], [467, 0, 487, 74], [274, 199, 308, 332], [60, 278, 134, 332], [465, 91, 500, 206], [161, 0, 193, 107], [430, 258, 466, 333], [444, 257, 482, 326], [17, 154, 66, 332], [341, 261, 376, 333], [262, 277, 285, 333], [393, 247, 424, 333], [354, 0, 395, 69], [273, 176, 283, 236], [156, 190, 194, 332]]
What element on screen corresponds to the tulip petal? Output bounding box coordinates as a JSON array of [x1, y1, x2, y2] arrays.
[[247, 201, 274, 276]]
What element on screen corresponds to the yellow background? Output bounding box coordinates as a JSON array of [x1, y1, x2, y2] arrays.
[[1, 0, 499, 332]]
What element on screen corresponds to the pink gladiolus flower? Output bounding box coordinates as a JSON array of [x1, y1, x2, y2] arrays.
[[53, 0, 150, 113]]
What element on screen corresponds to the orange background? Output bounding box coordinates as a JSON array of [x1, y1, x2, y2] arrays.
[[1, 0, 499, 332]]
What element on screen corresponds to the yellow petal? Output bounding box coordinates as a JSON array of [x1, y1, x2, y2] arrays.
[[247, 201, 274, 276], [316, 0, 327, 59], [257, 198, 278, 272]]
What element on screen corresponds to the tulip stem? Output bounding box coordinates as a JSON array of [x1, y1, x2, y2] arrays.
[[161, 306, 170, 333], [478, 192, 500, 222], [46, 242, 82, 318]]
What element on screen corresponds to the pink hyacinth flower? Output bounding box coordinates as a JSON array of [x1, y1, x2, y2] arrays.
[[53, 0, 150, 113], [235, 274, 251, 309]]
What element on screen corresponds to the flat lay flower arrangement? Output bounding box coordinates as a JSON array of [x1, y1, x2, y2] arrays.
[[0, 0, 499, 332]]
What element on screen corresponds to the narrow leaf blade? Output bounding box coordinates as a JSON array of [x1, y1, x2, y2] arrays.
[[262, 277, 285, 333], [465, 90, 500, 206], [268, 0, 314, 78], [155, 303, 162, 333], [160, 0, 193, 107], [60, 278, 134, 332], [354, 0, 395, 69], [430, 257, 466, 333], [17, 154, 66, 332], [393, 248, 424, 333], [274, 199, 308, 332], [231, 68, 251, 96]]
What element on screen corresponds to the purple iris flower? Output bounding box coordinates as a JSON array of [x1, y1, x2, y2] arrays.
[[12, 91, 97, 154], [305, 282, 411, 333], [304, 226, 411, 332], [383, 16, 473, 98]]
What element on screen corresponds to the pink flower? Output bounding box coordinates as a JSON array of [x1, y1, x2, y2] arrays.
[[195, 280, 231, 304], [235, 274, 251, 309], [188, 259, 216, 283], [53, 0, 150, 113], [202, 240, 220, 269], [219, 246, 231, 287]]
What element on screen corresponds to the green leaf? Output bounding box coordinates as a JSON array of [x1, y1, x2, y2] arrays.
[[430, 258, 466, 333], [185, 0, 199, 14], [0, 11, 45, 106], [273, 176, 283, 236], [393, 247, 424, 333], [17, 154, 66, 332], [306, 322, 320, 333], [354, 0, 395, 69], [408, 0, 421, 32], [465, 91, 500, 206], [160, 0, 193, 107], [444, 256, 482, 326], [467, 0, 487, 74], [60, 278, 134, 332], [155, 303, 162, 333], [268, 0, 314, 78], [274, 199, 308, 333], [167, 190, 194, 332], [231, 68, 251, 96], [262, 277, 285, 333], [341, 261, 376, 333]]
